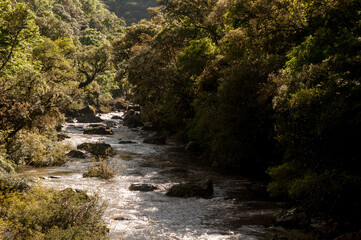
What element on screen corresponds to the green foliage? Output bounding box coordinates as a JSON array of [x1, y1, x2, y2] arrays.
[[0, 0, 39, 75], [267, 0, 361, 225], [76, 44, 112, 89], [0, 172, 29, 192], [0, 184, 108, 239], [103, 0, 158, 25], [8, 130, 70, 167], [111, 0, 361, 229], [83, 158, 115, 179], [177, 37, 219, 76], [79, 28, 106, 46]]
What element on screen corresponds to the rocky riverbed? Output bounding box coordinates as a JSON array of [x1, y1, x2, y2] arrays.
[[18, 112, 309, 240]]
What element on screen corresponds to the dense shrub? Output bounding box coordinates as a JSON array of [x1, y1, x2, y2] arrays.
[[0, 181, 108, 240], [83, 158, 115, 179], [8, 130, 70, 167]]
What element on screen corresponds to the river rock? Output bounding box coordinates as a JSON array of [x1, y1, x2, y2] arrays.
[[143, 136, 166, 145], [123, 110, 143, 128], [83, 126, 114, 135], [129, 183, 157, 192], [77, 115, 103, 123], [166, 180, 213, 198], [119, 140, 136, 144], [275, 207, 308, 228], [105, 121, 119, 128], [77, 142, 113, 156], [111, 115, 123, 120], [89, 124, 106, 127], [67, 150, 87, 159]]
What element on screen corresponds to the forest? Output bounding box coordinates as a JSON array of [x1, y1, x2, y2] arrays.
[[1, 0, 361, 239], [103, 0, 158, 24]]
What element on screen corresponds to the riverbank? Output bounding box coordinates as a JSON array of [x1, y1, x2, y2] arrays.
[[17, 111, 314, 239]]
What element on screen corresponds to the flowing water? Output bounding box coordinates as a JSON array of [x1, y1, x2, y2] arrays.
[[19, 112, 299, 240]]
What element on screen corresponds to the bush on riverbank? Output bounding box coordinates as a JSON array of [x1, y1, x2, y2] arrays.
[[8, 130, 70, 167], [83, 158, 115, 179], [0, 173, 108, 239]]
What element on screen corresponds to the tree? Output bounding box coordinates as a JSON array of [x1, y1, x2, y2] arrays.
[[0, 0, 38, 73], [76, 44, 111, 88]]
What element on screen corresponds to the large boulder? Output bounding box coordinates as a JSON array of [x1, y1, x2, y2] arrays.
[[166, 180, 213, 198], [119, 140, 136, 144], [66, 150, 87, 159], [77, 115, 103, 123], [105, 121, 119, 128], [77, 142, 113, 156], [83, 126, 114, 135], [129, 183, 157, 192], [143, 136, 166, 145], [123, 110, 143, 128], [111, 115, 123, 120]]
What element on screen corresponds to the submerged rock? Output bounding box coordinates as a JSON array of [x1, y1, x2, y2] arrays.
[[77, 142, 113, 156], [129, 183, 157, 192], [83, 126, 114, 135], [67, 150, 87, 159], [119, 140, 136, 144], [166, 180, 213, 198], [143, 136, 166, 145]]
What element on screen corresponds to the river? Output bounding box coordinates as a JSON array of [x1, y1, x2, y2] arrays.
[[18, 112, 302, 240]]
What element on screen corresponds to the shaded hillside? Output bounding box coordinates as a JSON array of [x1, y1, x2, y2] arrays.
[[103, 0, 158, 24]]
